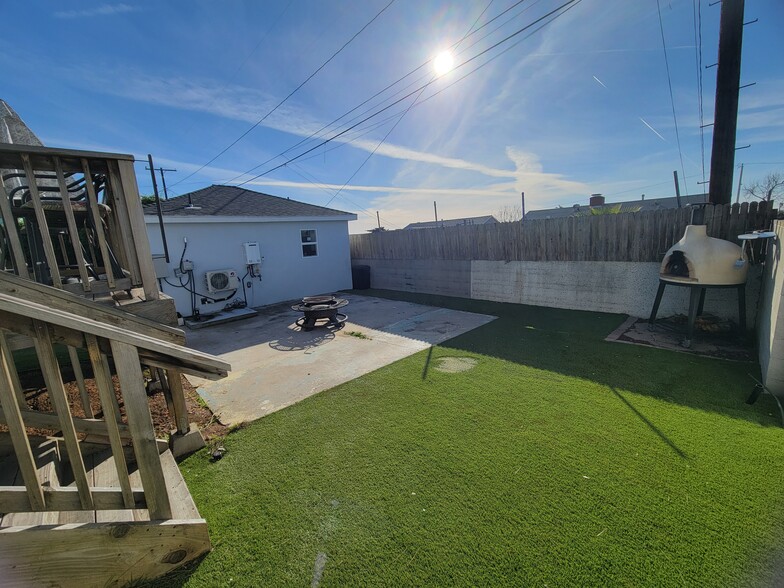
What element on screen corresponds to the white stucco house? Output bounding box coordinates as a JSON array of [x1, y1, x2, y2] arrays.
[[143, 185, 357, 318]]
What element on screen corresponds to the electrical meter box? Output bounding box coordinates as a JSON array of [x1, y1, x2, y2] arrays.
[[243, 241, 261, 265]]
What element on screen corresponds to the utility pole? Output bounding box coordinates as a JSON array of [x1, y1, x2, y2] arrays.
[[145, 166, 177, 200], [376, 211, 381, 229], [147, 154, 170, 263], [735, 163, 744, 203], [708, 0, 745, 205], [433, 201, 438, 224], [521, 191, 525, 220], [673, 170, 682, 208]]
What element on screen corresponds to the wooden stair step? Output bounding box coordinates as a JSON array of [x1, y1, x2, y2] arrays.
[[1, 438, 63, 527]]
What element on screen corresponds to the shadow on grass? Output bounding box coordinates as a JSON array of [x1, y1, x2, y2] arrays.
[[348, 289, 780, 428], [610, 386, 689, 459]]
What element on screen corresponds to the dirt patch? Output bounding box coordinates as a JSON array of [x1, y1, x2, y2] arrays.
[[433, 357, 478, 373], [4, 373, 228, 442]]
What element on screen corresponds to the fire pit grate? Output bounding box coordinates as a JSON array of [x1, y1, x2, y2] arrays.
[[291, 295, 348, 331]]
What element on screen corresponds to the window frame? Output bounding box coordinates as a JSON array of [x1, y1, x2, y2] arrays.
[[300, 228, 318, 258]]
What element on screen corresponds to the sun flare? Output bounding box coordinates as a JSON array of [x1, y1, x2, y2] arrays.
[[433, 50, 454, 76]]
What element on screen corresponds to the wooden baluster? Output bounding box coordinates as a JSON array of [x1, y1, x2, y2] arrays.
[[0, 183, 29, 278], [165, 369, 190, 436], [85, 335, 134, 508], [0, 331, 27, 408], [80, 158, 116, 289], [0, 331, 46, 510], [20, 154, 62, 287], [110, 340, 172, 520], [116, 159, 160, 301], [105, 161, 141, 282], [32, 320, 94, 510], [53, 156, 92, 291], [67, 345, 93, 419]]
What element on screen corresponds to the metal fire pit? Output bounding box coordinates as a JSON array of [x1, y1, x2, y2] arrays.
[[291, 295, 348, 331]]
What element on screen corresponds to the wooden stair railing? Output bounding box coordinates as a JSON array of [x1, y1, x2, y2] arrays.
[[0, 288, 229, 521]]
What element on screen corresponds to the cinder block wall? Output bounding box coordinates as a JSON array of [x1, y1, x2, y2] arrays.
[[353, 259, 761, 324], [757, 220, 784, 395]]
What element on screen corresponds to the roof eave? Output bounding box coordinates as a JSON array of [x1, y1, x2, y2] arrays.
[[143, 214, 358, 223]]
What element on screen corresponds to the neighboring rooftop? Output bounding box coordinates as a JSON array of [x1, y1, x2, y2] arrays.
[[405, 215, 498, 230], [524, 193, 708, 220], [143, 185, 356, 219]]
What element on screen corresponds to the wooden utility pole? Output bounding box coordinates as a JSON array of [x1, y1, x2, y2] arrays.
[[708, 0, 745, 205], [673, 170, 682, 208], [433, 201, 438, 223]]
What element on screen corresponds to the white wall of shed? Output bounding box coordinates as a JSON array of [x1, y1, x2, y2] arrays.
[[145, 218, 352, 316], [757, 220, 784, 395]]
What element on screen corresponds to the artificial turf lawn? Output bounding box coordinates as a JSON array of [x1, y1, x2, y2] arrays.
[[151, 290, 784, 587]]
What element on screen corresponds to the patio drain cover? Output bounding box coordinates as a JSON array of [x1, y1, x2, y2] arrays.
[[434, 357, 478, 373]]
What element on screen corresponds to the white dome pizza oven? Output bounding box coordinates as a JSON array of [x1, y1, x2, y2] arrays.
[[650, 224, 748, 348], [659, 224, 747, 285]]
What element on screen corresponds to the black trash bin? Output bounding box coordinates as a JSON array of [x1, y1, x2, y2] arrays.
[[351, 265, 371, 290]]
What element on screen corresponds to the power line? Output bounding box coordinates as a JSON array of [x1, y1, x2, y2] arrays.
[[223, 0, 539, 185], [234, 0, 581, 188], [655, 0, 688, 193], [172, 0, 397, 188], [322, 0, 494, 208]]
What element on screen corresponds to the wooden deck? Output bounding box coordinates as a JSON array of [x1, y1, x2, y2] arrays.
[[0, 434, 210, 586]]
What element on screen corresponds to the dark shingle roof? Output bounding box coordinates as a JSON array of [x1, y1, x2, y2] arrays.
[[143, 185, 354, 218], [405, 215, 498, 230], [524, 194, 708, 220]]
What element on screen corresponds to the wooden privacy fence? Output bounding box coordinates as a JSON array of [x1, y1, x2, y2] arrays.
[[350, 202, 777, 262]]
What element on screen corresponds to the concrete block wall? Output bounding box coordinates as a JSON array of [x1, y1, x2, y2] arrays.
[[353, 258, 760, 323], [758, 220, 784, 394]]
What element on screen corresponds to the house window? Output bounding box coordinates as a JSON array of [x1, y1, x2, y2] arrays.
[[301, 229, 318, 257]]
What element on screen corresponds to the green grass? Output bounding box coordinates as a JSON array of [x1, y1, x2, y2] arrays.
[[151, 290, 784, 587]]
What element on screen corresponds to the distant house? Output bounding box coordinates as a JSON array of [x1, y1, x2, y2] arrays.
[[524, 193, 708, 220], [405, 215, 499, 230], [143, 185, 357, 317]]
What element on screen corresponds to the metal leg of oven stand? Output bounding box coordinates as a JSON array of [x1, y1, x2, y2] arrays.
[[684, 286, 703, 348], [697, 288, 707, 317], [648, 280, 667, 329]]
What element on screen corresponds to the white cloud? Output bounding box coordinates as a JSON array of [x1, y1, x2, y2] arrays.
[[53, 4, 139, 19]]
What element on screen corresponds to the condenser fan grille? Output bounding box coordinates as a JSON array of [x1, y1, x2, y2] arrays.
[[210, 272, 229, 291]]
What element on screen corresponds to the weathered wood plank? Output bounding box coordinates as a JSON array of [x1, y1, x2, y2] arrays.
[[80, 158, 115, 289], [0, 292, 228, 377], [0, 334, 45, 511], [0, 486, 145, 512], [110, 341, 172, 520], [0, 271, 184, 344], [32, 321, 94, 510], [86, 334, 134, 508], [20, 154, 62, 287], [0, 183, 29, 278], [67, 345, 93, 419], [53, 156, 92, 290], [117, 159, 160, 301]]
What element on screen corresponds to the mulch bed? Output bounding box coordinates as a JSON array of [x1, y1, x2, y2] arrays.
[[6, 373, 228, 442]]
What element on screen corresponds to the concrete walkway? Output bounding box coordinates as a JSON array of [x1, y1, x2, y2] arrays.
[[185, 294, 496, 425]]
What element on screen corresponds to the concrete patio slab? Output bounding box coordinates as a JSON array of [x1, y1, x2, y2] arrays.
[[185, 294, 496, 425]]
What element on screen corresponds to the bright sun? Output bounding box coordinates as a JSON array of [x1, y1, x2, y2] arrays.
[[433, 50, 454, 75]]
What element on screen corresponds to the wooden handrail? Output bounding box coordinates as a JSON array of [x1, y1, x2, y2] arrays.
[[0, 284, 230, 521]]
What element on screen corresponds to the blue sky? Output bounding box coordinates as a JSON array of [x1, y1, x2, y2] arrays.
[[2, 0, 782, 232]]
